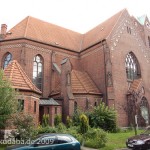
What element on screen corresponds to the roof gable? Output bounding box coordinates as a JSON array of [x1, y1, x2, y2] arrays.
[[4, 60, 41, 94]]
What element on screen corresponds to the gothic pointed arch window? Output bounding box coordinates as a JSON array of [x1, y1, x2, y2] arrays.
[[33, 55, 43, 91], [3, 52, 12, 69], [125, 52, 141, 81]]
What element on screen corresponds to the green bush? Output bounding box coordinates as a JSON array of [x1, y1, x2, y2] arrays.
[[72, 109, 83, 126], [89, 102, 117, 132], [12, 113, 37, 140], [79, 114, 89, 134], [66, 116, 72, 128], [54, 115, 62, 127], [57, 123, 66, 132], [84, 128, 107, 148], [37, 126, 58, 134], [42, 114, 49, 127]]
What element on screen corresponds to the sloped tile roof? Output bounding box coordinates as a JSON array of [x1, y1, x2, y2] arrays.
[[39, 98, 60, 106], [71, 70, 101, 94], [4, 60, 41, 94], [6, 16, 83, 52], [129, 78, 143, 92], [82, 9, 125, 49], [5, 9, 126, 51], [50, 70, 101, 95]]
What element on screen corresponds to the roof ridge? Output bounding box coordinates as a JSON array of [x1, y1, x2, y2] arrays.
[[24, 16, 30, 37], [9, 61, 15, 80], [106, 8, 127, 39], [15, 61, 41, 93]]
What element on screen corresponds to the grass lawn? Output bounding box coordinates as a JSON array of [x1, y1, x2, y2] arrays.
[[100, 129, 144, 150]]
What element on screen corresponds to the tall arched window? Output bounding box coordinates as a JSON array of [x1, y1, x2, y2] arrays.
[[33, 55, 43, 90], [125, 52, 141, 81], [3, 53, 12, 69]]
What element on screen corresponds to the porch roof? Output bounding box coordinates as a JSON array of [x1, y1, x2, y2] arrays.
[[39, 98, 60, 106]]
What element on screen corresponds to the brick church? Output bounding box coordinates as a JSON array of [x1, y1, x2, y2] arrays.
[[0, 9, 150, 127]]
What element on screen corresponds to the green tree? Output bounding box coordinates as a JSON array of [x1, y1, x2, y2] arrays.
[[0, 70, 17, 129]]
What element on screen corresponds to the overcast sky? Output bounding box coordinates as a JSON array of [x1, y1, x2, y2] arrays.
[[0, 0, 150, 33]]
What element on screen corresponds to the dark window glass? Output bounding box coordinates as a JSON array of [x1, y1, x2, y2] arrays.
[[3, 53, 12, 69], [125, 52, 141, 80], [55, 107, 57, 114], [86, 99, 89, 109], [33, 55, 43, 90], [47, 107, 50, 114], [57, 136, 72, 144], [34, 101, 36, 113], [18, 99, 24, 112], [94, 102, 97, 107], [148, 36, 150, 48]]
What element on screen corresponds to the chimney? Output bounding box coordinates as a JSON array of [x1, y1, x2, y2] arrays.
[[0, 24, 7, 39]]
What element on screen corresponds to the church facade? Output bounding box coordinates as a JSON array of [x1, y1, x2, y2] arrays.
[[0, 9, 150, 127]]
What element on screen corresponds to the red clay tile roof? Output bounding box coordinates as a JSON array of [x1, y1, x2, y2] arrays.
[[129, 78, 143, 92], [5, 9, 126, 52], [50, 70, 101, 95], [71, 70, 101, 94], [4, 60, 41, 94], [6, 16, 83, 52], [82, 9, 126, 49]]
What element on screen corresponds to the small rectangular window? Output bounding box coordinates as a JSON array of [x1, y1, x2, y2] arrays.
[[55, 107, 57, 114], [34, 101, 36, 113], [18, 99, 24, 112], [47, 107, 50, 114]]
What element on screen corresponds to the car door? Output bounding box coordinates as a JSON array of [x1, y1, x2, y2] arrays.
[[28, 135, 56, 150], [53, 135, 75, 150]]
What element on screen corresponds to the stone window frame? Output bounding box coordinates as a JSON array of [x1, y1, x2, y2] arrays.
[[2, 52, 12, 69], [33, 54, 43, 91], [125, 52, 141, 81]]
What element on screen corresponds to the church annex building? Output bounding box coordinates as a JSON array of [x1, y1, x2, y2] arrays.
[[0, 9, 150, 127]]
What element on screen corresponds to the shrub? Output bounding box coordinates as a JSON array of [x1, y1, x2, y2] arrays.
[[84, 128, 107, 148], [66, 116, 72, 128], [12, 113, 37, 140], [54, 115, 62, 127], [89, 102, 117, 132], [79, 114, 89, 134], [37, 126, 58, 134], [57, 123, 66, 132], [42, 114, 49, 127], [72, 109, 83, 126]]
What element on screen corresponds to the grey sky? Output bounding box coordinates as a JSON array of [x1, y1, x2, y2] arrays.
[[0, 0, 149, 33]]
